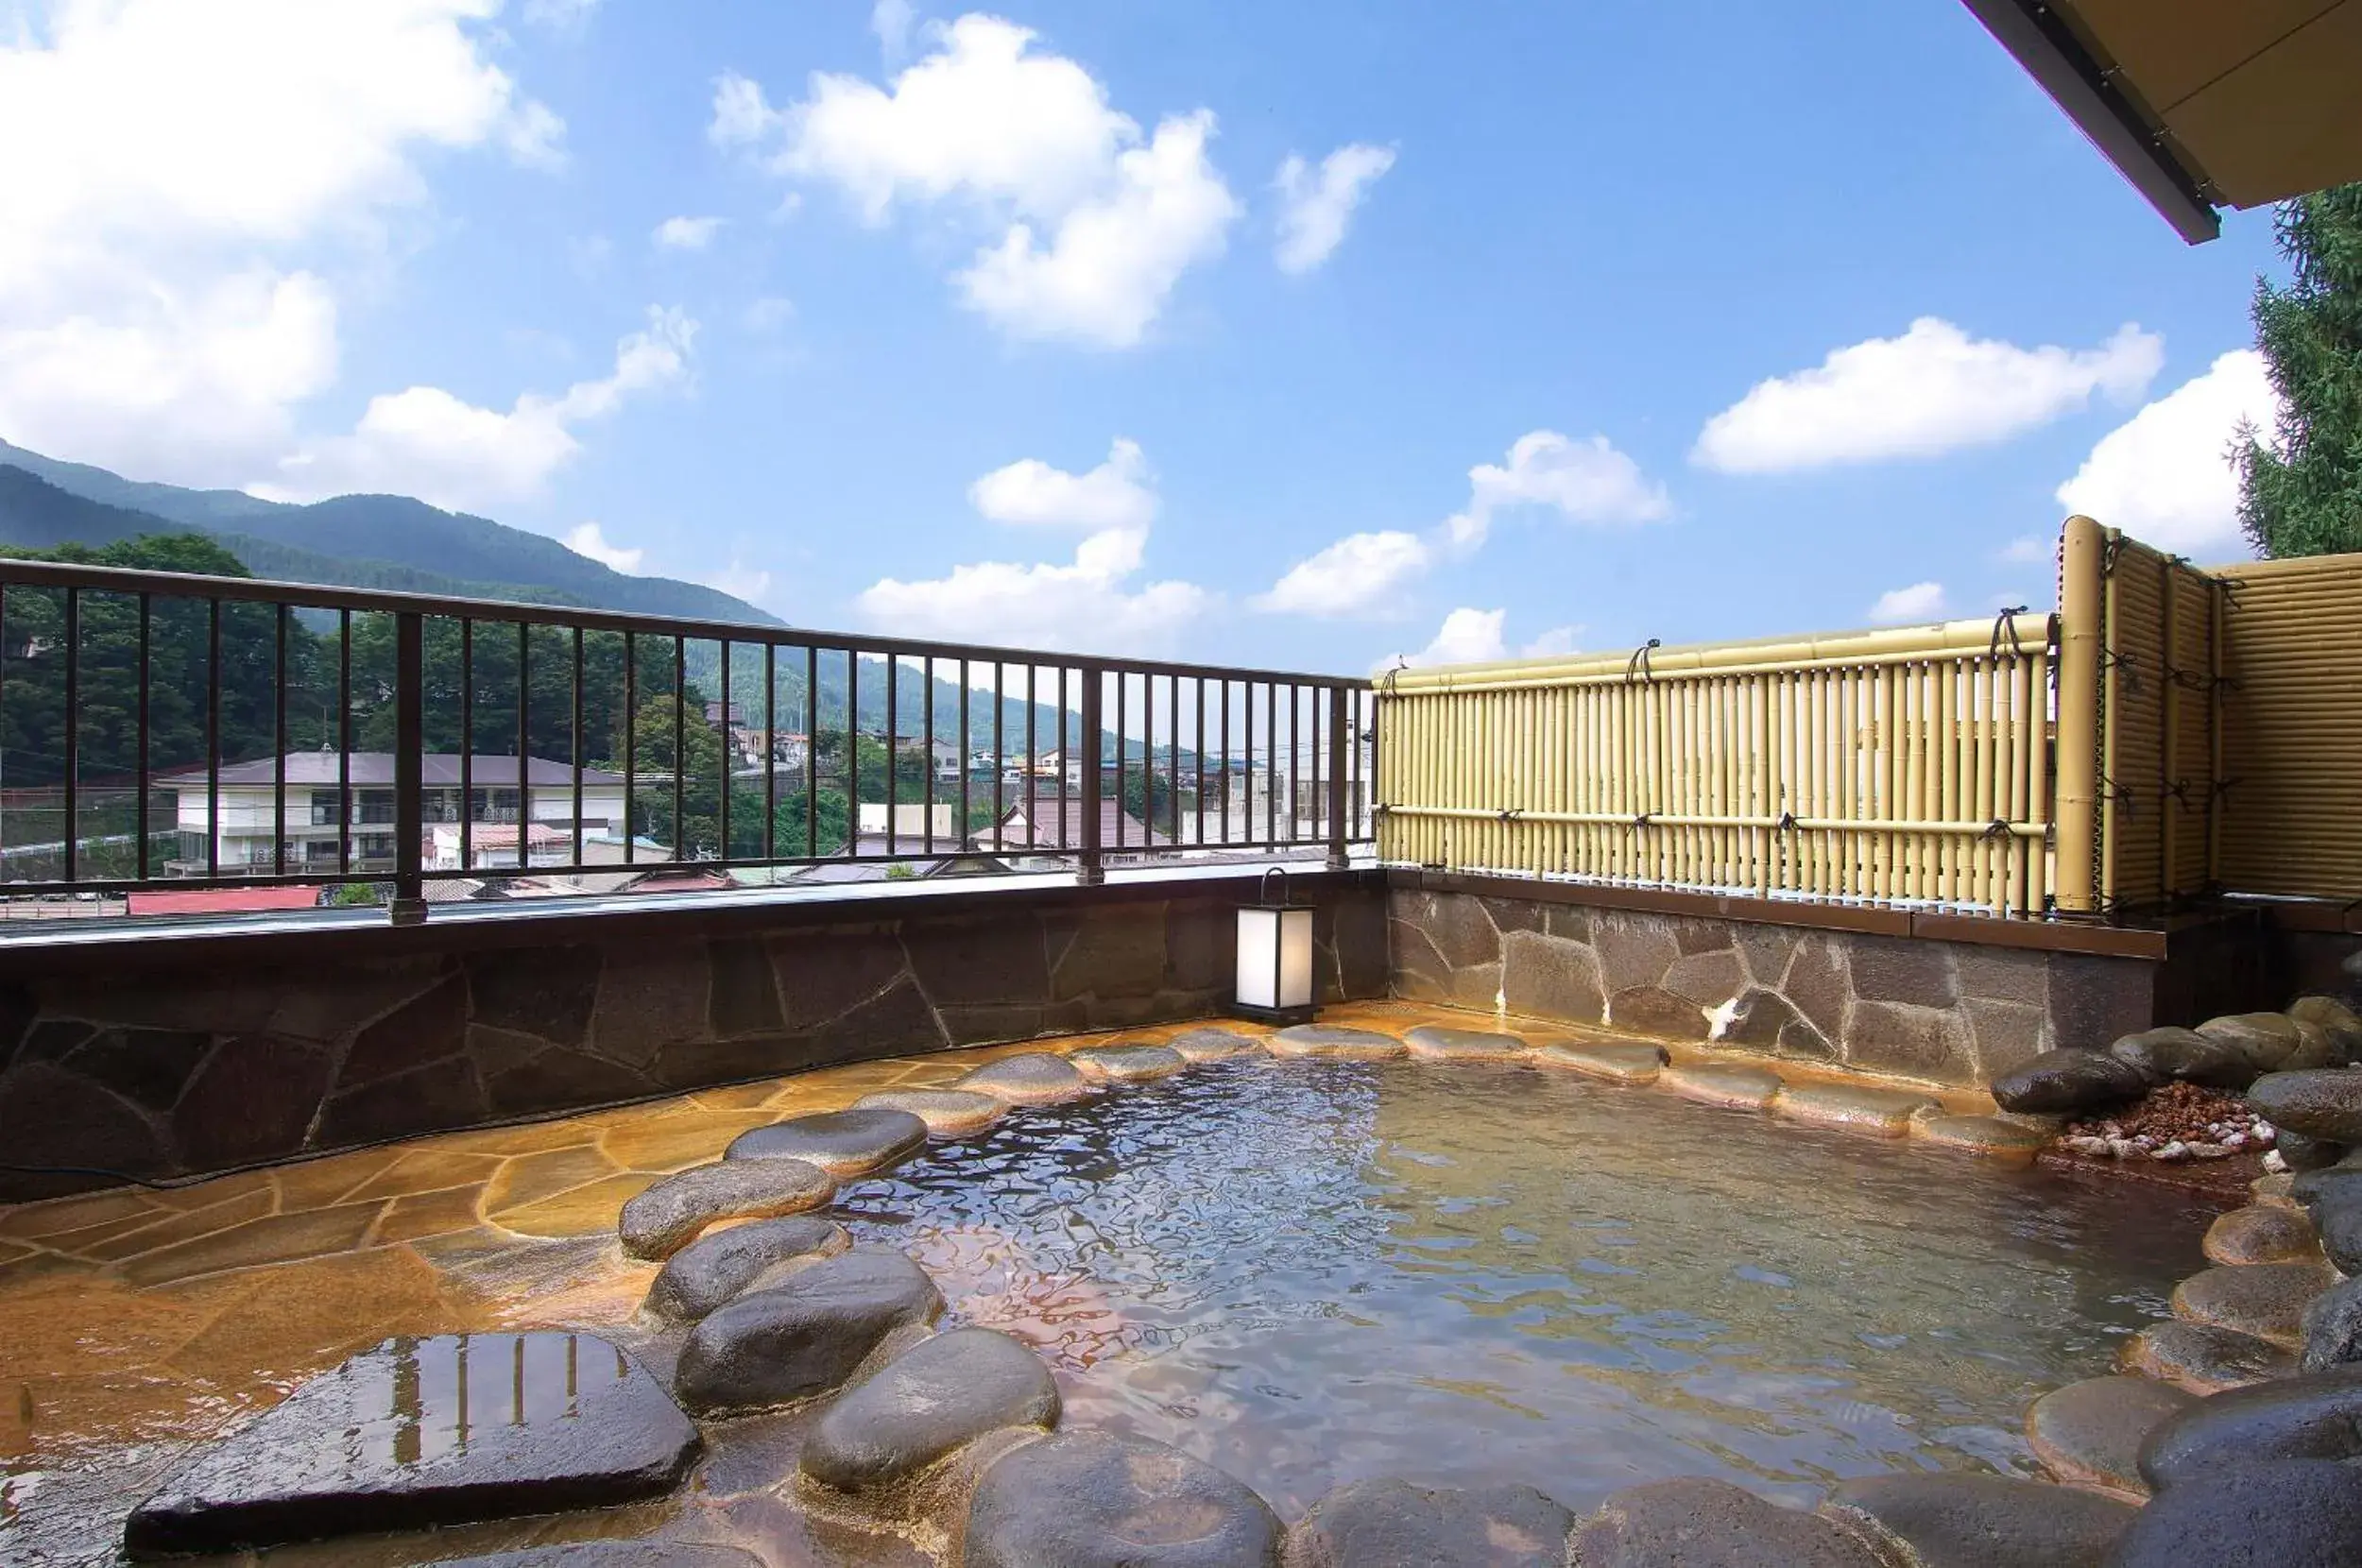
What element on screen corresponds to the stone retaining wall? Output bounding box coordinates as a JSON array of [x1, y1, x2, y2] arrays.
[[0, 879, 1388, 1200], [1388, 885, 2228, 1087]]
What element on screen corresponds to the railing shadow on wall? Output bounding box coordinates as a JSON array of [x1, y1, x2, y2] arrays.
[[0, 558, 1375, 924]]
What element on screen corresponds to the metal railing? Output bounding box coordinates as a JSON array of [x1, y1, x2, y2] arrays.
[[0, 558, 1375, 919]]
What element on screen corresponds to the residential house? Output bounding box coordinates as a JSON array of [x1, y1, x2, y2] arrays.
[[992, 782, 1169, 870]]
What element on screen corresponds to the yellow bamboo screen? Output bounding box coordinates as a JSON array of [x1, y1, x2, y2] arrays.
[[2213, 551, 2362, 898], [1376, 617, 2055, 917], [2093, 533, 2225, 912]]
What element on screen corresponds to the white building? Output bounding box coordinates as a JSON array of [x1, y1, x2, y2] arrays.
[[160, 753, 626, 876]]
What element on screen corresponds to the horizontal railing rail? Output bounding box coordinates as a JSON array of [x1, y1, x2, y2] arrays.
[[1376, 615, 2058, 918], [0, 559, 1374, 920]]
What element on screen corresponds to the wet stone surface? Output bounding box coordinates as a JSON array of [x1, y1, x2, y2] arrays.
[[426, 1545, 764, 1567], [724, 1108, 931, 1177], [2172, 1261, 2338, 1349], [641, 1214, 849, 1324], [1659, 1063, 1784, 1111], [2203, 1204, 2321, 1266], [1069, 1043, 1189, 1083], [1910, 1115, 2049, 1161], [2106, 1458, 2362, 1568], [2108, 1027, 2257, 1090], [1571, 1477, 1890, 1568], [2121, 1321, 2299, 1394], [1532, 1039, 1667, 1082], [1818, 1473, 2133, 1568], [1989, 1048, 2146, 1115], [853, 1087, 1008, 1136], [2024, 1375, 2197, 1497], [1268, 1024, 1407, 1059], [1401, 1026, 1532, 1062], [2302, 1275, 2362, 1372], [2248, 1069, 2362, 1144], [1772, 1083, 1939, 1137], [673, 1248, 943, 1417], [1289, 1476, 1575, 1568], [2138, 1364, 2362, 1490], [124, 1333, 699, 1557], [1164, 1028, 1265, 1061], [963, 1430, 1284, 1568], [617, 1157, 835, 1261], [799, 1326, 1060, 1496], [955, 1052, 1093, 1103]]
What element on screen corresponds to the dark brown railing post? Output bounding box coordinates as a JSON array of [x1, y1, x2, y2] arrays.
[[1326, 683, 1350, 870], [1078, 663, 1104, 884], [389, 610, 427, 925]]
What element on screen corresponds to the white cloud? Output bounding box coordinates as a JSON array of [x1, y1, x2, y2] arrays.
[[714, 16, 1238, 348], [1868, 581, 1947, 623], [871, 0, 916, 61], [564, 521, 642, 573], [702, 560, 774, 606], [523, 0, 601, 26], [1998, 536, 2050, 565], [653, 214, 724, 250], [2056, 349, 2279, 559], [1257, 530, 1429, 618], [1380, 608, 1583, 671], [265, 305, 696, 511], [1274, 143, 1395, 274], [857, 435, 1207, 653], [744, 295, 796, 332], [0, 0, 564, 486], [967, 437, 1155, 530], [1445, 430, 1671, 549], [1693, 318, 2164, 474]]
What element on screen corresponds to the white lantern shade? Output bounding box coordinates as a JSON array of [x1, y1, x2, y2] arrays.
[[1235, 904, 1315, 1013]]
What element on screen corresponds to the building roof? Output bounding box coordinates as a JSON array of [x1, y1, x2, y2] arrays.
[[158, 754, 625, 788], [126, 885, 326, 915], [1961, 0, 2362, 242], [996, 789, 1170, 850]]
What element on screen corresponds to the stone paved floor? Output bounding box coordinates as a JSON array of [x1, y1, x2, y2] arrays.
[[0, 1000, 2003, 1565]]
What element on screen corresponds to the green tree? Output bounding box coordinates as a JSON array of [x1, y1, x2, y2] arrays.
[[2241, 183, 2362, 557], [629, 694, 728, 858]]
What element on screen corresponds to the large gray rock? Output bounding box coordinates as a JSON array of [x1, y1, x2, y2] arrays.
[[2278, 1130, 2352, 1171], [2139, 1364, 2362, 1490], [1820, 1473, 2132, 1568], [964, 1431, 1283, 1568], [1571, 1477, 1889, 1567], [2103, 1459, 2362, 1568], [2248, 1069, 2362, 1144], [2027, 1375, 2197, 1497], [800, 1327, 1058, 1496], [1402, 1026, 1532, 1062], [956, 1052, 1092, 1103], [725, 1108, 930, 1176], [642, 1214, 848, 1323], [1268, 1024, 1407, 1059], [2108, 1027, 2257, 1089], [1289, 1477, 1574, 1568], [2301, 1275, 2362, 1372], [1165, 1028, 1265, 1061], [1069, 1042, 1188, 1082], [2202, 1012, 2312, 1070], [125, 1334, 698, 1557], [2120, 1321, 2299, 1395], [673, 1250, 942, 1417], [2289, 996, 2362, 1062], [2309, 1196, 2362, 1273], [2172, 1261, 2339, 1350], [1989, 1048, 2146, 1114], [617, 1158, 834, 1261]]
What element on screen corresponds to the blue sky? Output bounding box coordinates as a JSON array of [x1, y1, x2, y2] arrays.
[[0, 0, 2287, 674]]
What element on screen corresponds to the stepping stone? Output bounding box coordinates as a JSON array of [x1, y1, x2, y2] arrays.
[[2120, 1321, 2299, 1394], [965, 1431, 1283, 1568], [1660, 1063, 1783, 1112], [800, 1327, 1060, 1496], [1166, 1028, 1265, 1061], [2249, 1070, 2362, 1143], [1818, 1473, 2134, 1568], [617, 1158, 833, 1262], [2103, 1459, 2362, 1568], [642, 1215, 848, 1324], [1534, 1040, 1667, 1084], [673, 1249, 942, 1417], [2303, 1275, 2362, 1372], [725, 1109, 930, 1177], [1069, 1043, 1188, 1082], [1990, 1048, 2147, 1114], [1268, 1024, 1407, 1060], [426, 1546, 763, 1567], [1572, 1477, 1888, 1568], [2024, 1374, 2198, 1497], [125, 1333, 698, 1557], [1402, 1026, 1532, 1062], [957, 1053, 1092, 1104], [2205, 1204, 2322, 1266], [2254, 1171, 2302, 1209], [1290, 1477, 1575, 1567], [2139, 1365, 2362, 1491], [2173, 1261, 2339, 1350], [1910, 1115, 2051, 1162], [852, 1088, 1007, 1137], [1772, 1083, 1941, 1137]]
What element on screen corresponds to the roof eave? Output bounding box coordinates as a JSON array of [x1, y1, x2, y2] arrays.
[[1960, 0, 2221, 245]]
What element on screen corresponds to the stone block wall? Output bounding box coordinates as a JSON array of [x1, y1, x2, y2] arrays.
[[0, 879, 1388, 1199], [1389, 887, 2161, 1087]]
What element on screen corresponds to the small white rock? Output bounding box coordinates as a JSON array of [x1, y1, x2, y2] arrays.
[[2265, 1149, 2291, 1173]]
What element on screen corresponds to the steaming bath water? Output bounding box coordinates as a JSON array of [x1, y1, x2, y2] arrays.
[[835, 1056, 2213, 1517]]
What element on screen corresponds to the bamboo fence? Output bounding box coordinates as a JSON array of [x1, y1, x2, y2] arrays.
[[1376, 614, 2057, 917]]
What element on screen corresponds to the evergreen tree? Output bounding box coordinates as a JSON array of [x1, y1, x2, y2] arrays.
[[2241, 183, 2362, 557]]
